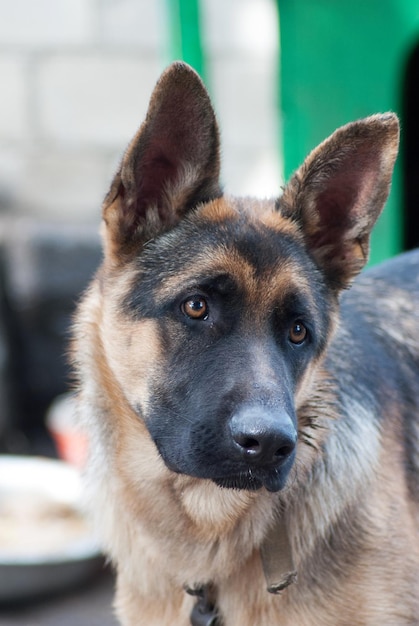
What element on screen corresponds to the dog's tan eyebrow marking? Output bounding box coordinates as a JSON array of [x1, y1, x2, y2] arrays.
[[151, 247, 258, 304], [151, 244, 316, 321]]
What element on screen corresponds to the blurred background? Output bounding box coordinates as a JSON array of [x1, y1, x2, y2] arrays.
[[0, 0, 419, 621]]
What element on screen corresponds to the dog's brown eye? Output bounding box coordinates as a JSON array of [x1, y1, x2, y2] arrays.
[[181, 297, 208, 320], [289, 321, 307, 344]]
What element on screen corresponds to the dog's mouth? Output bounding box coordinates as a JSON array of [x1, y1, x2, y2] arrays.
[[213, 468, 288, 493]]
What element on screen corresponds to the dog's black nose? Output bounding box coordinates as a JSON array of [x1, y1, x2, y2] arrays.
[[229, 407, 297, 466]]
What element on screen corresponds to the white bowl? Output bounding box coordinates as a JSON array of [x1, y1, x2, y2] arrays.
[[0, 455, 102, 602]]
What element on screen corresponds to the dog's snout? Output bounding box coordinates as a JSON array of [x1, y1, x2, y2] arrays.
[[229, 408, 297, 466]]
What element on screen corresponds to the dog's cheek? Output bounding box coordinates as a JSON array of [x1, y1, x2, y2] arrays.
[[141, 334, 230, 472], [101, 314, 163, 417]]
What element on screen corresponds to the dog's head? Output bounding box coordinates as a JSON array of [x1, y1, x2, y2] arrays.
[[98, 62, 399, 493]]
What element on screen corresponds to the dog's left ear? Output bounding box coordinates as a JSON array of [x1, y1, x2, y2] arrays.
[[280, 114, 400, 290], [102, 62, 221, 262]]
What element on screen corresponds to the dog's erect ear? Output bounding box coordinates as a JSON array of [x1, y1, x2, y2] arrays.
[[280, 114, 400, 290], [103, 62, 221, 261]]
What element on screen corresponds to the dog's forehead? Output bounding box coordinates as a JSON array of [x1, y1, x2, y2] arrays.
[[135, 196, 315, 307], [198, 196, 297, 233]]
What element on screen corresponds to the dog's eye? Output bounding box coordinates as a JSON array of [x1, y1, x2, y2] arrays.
[[181, 296, 209, 320], [289, 320, 307, 344]]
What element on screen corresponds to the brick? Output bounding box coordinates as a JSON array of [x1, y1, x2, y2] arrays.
[[0, 57, 27, 141], [37, 56, 162, 147], [98, 0, 163, 49], [15, 150, 116, 220], [210, 57, 279, 150], [0, 0, 91, 47], [202, 0, 278, 56]]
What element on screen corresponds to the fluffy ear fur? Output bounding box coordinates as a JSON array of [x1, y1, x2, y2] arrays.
[[103, 62, 222, 262], [280, 114, 400, 290]]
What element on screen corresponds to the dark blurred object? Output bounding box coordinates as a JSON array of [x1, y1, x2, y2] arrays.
[[0, 566, 117, 626], [0, 248, 18, 445], [0, 218, 101, 453]]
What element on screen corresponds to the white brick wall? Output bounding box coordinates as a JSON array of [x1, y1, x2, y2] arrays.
[[0, 0, 281, 220], [99, 0, 165, 49], [0, 0, 92, 47], [16, 150, 114, 221], [38, 56, 161, 146]]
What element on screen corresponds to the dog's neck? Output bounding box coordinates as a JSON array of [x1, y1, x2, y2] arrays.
[[181, 510, 298, 596], [186, 516, 297, 626]]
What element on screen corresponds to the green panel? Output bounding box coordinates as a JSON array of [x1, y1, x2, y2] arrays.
[[165, 0, 206, 81], [278, 0, 419, 264]]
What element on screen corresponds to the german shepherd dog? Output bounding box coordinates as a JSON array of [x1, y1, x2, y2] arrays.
[[73, 62, 419, 625]]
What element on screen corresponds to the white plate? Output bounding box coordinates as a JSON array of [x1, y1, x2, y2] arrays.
[[0, 455, 102, 602]]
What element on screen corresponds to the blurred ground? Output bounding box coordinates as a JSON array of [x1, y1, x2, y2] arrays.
[[0, 568, 117, 626]]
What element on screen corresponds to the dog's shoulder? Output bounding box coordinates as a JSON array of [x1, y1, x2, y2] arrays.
[[355, 248, 419, 294], [330, 249, 419, 416], [341, 248, 419, 332]]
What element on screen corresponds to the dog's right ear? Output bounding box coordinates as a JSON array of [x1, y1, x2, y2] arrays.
[[102, 62, 221, 262]]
